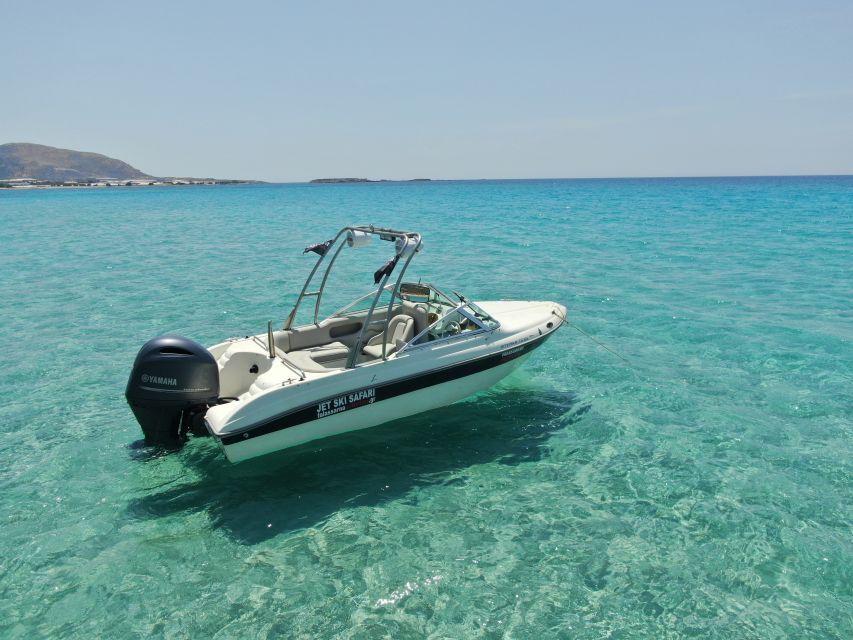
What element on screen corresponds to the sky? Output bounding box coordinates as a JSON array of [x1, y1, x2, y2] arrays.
[[2, 0, 852, 181]]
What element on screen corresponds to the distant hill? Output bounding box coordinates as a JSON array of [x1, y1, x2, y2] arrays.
[[0, 143, 153, 181]]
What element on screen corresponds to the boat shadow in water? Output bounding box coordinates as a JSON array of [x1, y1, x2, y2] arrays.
[[127, 387, 589, 544]]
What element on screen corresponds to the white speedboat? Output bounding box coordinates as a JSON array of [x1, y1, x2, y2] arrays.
[[126, 225, 566, 463]]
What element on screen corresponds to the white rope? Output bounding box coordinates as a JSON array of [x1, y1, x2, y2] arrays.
[[553, 308, 631, 366]]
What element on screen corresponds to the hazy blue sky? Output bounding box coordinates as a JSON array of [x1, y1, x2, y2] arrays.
[[2, 1, 852, 181]]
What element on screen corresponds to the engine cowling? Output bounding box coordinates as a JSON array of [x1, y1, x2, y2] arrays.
[[125, 334, 219, 446]]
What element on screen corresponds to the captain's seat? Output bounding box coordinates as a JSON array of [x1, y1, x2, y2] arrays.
[[402, 300, 429, 337], [362, 315, 414, 359]]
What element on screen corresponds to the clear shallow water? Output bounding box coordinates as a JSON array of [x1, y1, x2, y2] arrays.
[[0, 178, 851, 638]]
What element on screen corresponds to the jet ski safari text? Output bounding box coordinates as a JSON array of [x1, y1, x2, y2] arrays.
[[316, 388, 376, 418]]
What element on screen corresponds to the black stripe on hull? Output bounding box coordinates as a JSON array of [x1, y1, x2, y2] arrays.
[[219, 330, 555, 447]]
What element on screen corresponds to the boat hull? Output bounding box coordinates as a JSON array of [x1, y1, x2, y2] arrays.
[[205, 300, 565, 463], [219, 350, 533, 463]]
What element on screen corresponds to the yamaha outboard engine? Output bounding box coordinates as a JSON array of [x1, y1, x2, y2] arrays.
[[125, 335, 220, 446]]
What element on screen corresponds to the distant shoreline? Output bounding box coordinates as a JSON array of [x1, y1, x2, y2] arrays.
[[3, 175, 851, 190], [0, 178, 263, 190], [309, 178, 432, 184]]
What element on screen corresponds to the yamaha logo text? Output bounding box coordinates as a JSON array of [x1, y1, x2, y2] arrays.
[[141, 373, 178, 386]]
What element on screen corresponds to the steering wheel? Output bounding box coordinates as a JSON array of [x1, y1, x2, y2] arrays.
[[444, 321, 461, 336]]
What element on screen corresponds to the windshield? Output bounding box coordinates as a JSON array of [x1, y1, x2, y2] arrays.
[[463, 300, 499, 330], [330, 282, 457, 321], [330, 284, 395, 318], [326, 281, 499, 352], [401, 283, 454, 310]]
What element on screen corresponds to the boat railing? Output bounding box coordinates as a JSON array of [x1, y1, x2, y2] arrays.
[[276, 349, 307, 380], [251, 334, 306, 380]]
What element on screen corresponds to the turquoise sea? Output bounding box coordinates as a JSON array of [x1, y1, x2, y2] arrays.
[[0, 178, 851, 638]]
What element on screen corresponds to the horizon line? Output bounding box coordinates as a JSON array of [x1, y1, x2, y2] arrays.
[[265, 173, 853, 184]]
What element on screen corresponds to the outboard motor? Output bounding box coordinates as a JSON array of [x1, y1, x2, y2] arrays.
[[125, 335, 220, 446]]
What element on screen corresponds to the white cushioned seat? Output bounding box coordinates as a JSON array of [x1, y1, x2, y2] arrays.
[[284, 341, 350, 373], [402, 301, 429, 337], [362, 315, 414, 359], [302, 341, 349, 362]]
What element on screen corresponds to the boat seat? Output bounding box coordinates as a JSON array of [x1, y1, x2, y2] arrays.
[[362, 315, 414, 359], [301, 341, 349, 362], [285, 341, 350, 373], [402, 300, 429, 336]]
